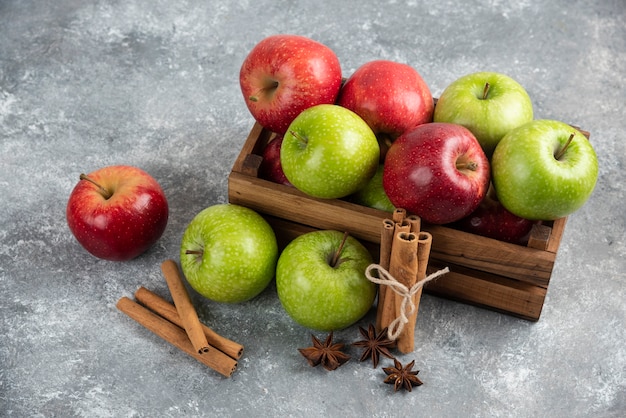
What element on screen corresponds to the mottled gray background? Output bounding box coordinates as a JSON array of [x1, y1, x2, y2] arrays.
[[1, 1, 624, 417]]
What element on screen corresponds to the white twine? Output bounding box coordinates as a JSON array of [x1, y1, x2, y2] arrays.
[[365, 263, 450, 341]]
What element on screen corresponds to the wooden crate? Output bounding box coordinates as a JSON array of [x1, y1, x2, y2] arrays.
[[228, 122, 571, 321]]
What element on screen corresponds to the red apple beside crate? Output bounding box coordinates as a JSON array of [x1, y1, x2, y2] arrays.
[[228, 122, 588, 321]]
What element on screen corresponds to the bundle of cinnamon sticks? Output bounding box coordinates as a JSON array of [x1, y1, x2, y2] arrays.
[[116, 259, 243, 377], [375, 208, 434, 354]]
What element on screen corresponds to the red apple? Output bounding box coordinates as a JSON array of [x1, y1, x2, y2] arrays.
[[66, 165, 169, 261], [239, 34, 343, 134], [383, 122, 490, 224], [337, 60, 434, 141], [450, 187, 536, 245], [259, 134, 291, 186]]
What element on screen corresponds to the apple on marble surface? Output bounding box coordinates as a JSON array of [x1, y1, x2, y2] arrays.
[[66, 165, 169, 261], [276, 230, 376, 331], [179, 204, 278, 303]]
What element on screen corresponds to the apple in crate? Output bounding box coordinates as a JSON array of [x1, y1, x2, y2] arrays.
[[434, 71, 533, 157], [276, 230, 376, 331], [259, 134, 291, 186], [349, 164, 395, 212], [451, 188, 536, 245], [66, 165, 169, 261], [383, 122, 490, 224], [179, 204, 278, 303], [337, 59, 434, 139], [492, 120, 598, 220], [239, 34, 342, 135], [281, 104, 380, 199]]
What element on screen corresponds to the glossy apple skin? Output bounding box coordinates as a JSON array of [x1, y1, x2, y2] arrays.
[[383, 122, 490, 224], [281, 104, 380, 199], [450, 192, 536, 245], [239, 34, 342, 134], [179, 204, 278, 303], [337, 60, 434, 139], [259, 134, 291, 186], [276, 230, 376, 331], [348, 164, 395, 212], [434, 71, 533, 157], [492, 120, 598, 220], [66, 165, 169, 261]]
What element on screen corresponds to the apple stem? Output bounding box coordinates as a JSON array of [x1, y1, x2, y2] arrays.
[[330, 231, 350, 268], [482, 82, 491, 100], [248, 81, 279, 102], [80, 174, 112, 199], [456, 161, 478, 171], [554, 133, 575, 160], [185, 249, 204, 256], [486, 182, 499, 201], [289, 130, 308, 146]]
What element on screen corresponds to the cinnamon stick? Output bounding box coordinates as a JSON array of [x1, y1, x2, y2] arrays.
[[391, 232, 419, 353], [379, 219, 396, 271], [417, 232, 433, 284], [160, 259, 210, 354], [378, 231, 417, 338], [407, 215, 421, 234], [395, 218, 411, 235], [135, 286, 243, 360], [392, 208, 407, 223], [376, 209, 411, 335], [116, 297, 238, 377], [396, 231, 433, 353], [376, 218, 396, 332]]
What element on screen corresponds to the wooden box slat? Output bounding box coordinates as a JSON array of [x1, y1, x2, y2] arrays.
[[424, 260, 547, 321]]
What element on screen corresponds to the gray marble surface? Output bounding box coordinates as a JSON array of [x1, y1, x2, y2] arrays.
[[1, 1, 625, 417]]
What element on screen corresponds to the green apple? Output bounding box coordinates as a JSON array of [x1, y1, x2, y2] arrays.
[[276, 230, 376, 331], [179, 204, 278, 303], [433, 71, 533, 156], [280, 104, 380, 199], [491, 120, 598, 220], [349, 164, 395, 212]]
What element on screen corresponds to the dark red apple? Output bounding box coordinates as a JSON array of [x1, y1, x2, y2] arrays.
[[66, 165, 169, 261], [259, 134, 291, 186], [239, 34, 343, 134], [450, 188, 536, 245], [383, 122, 490, 224], [337, 60, 434, 140]]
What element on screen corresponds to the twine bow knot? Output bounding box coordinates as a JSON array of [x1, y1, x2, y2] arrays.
[[365, 264, 450, 341]]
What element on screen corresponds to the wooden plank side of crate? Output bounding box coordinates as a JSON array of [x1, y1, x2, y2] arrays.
[[231, 122, 272, 173], [228, 171, 389, 243], [263, 214, 382, 257], [424, 260, 547, 321], [426, 224, 557, 287], [229, 171, 557, 287], [546, 217, 567, 254]]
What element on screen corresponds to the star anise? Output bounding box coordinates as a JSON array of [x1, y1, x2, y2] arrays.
[[298, 331, 351, 371], [352, 324, 395, 368], [382, 358, 423, 391]]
